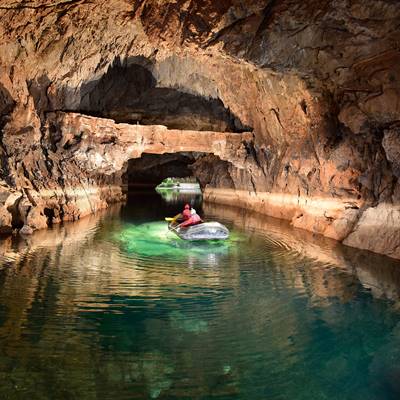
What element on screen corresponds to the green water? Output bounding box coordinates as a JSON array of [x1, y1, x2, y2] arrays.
[[0, 191, 400, 399]]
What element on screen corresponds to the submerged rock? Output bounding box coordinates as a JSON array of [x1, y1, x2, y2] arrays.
[[19, 225, 34, 236]]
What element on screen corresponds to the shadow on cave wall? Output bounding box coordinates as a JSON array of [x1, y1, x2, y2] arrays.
[[77, 57, 252, 133], [0, 83, 15, 129], [28, 56, 252, 132], [0, 84, 16, 187]]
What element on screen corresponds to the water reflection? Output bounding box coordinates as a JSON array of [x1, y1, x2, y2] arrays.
[[204, 202, 400, 305], [0, 196, 398, 399], [156, 187, 202, 205]]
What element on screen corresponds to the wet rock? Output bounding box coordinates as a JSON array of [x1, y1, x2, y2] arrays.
[[0, 206, 12, 234], [344, 203, 400, 259], [19, 225, 34, 236], [26, 207, 48, 231], [338, 105, 369, 135], [382, 128, 400, 178]]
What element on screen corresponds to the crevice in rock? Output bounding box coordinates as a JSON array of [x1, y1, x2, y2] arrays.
[[245, 0, 279, 60], [0, 83, 16, 187], [44, 207, 55, 226], [0, 0, 89, 10], [300, 99, 308, 115]]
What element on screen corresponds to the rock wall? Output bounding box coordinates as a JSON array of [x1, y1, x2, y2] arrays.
[[0, 109, 251, 233], [0, 0, 400, 258]]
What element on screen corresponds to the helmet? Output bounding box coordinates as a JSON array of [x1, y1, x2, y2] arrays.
[[184, 204, 190, 209]]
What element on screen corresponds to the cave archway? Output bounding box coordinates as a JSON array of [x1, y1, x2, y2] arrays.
[[123, 152, 203, 189], [122, 151, 235, 191], [121, 152, 208, 220], [79, 57, 252, 132], [120, 150, 236, 214]]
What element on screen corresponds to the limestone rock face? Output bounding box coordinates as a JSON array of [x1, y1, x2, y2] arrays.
[[0, 0, 400, 258], [344, 203, 400, 259]]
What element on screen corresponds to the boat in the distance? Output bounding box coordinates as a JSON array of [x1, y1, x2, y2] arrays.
[[156, 178, 201, 192], [168, 220, 230, 241]]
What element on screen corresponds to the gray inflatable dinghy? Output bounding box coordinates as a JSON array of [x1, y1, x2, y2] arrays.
[[169, 221, 229, 241]]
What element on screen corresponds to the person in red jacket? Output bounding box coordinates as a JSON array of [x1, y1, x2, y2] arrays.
[[182, 204, 191, 220], [180, 208, 202, 228]]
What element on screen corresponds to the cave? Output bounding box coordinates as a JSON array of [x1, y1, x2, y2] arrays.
[[123, 152, 201, 189], [0, 0, 399, 259], [121, 152, 208, 220], [122, 151, 236, 190], [1, 0, 399, 258], [1, 1, 400, 398]]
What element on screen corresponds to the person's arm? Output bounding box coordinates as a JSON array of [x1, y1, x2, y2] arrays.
[[173, 213, 182, 221], [179, 218, 191, 228]]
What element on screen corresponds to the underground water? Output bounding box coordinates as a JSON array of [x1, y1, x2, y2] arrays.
[[0, 189, 399, 399]]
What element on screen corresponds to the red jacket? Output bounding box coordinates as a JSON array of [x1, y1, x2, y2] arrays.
[[182, 208, 191, 220], [180, 213, 202, 227]]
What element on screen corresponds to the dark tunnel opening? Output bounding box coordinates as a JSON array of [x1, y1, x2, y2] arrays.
[[44, 207, 56, 227], [121, 152, 205, 220], [122, 151, 236, 194], [122, 152, 203, 190]]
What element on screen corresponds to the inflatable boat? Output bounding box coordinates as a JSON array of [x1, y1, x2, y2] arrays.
[[168, 220, 229, 241]]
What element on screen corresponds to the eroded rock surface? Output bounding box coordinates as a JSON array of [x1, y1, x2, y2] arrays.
[[0, 0, 400, 258]]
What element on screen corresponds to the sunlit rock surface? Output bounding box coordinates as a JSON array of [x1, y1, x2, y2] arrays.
[[0, 0, 400, 257]]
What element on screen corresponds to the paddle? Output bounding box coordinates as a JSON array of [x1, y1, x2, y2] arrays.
[[165, 213, 181, 222], [165, 214, 182, 231]]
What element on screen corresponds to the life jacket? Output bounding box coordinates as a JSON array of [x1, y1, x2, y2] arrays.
[[180, 213, 202, 227], [182, 208, 191, 220]]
